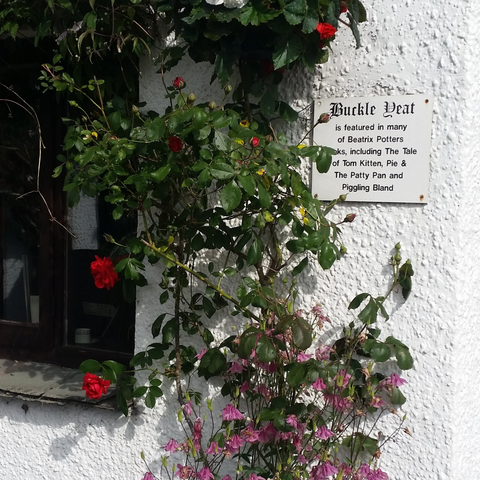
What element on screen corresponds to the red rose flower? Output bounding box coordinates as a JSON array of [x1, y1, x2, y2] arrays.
[[168, 136, 183, 152], [90, 255, 119, 290], [250, 137, 260, 147], [173, 76, 185, 89], [316, 23, 337, 40], [82, 373, 111, 400]]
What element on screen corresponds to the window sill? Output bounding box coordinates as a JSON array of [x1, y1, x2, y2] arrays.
[[0, 359, 117, 409]]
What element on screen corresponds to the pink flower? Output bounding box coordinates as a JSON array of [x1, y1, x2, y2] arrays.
[[315, 425, 334, 440], [222, 404, 244, 421], [143, 474, 155, 480], [389, 373, 407, 387], [221, 477, 232, 480], [247, 474, 265, 480], [239, 381, 250, 393], [258, 423, 276, 443], [255, 383, 271, 401], [286, 415, 300, 429], [183, 401, 192, 416], [325, 393, 352, 412], [315, 345, 331, 361], [297, 352, 312, 362], [197, 467, 214, 480], [176, 465, 194, 480], [241, 425, 260, 443], [228, 361, 245, 374], [196, 348, 207, 360], [298, 455, 307, 464], [205, 441, 218, 455], [311, 377, 327, 391], [164, 439, 179, 452], [193, 418, 202, 450], [310, 462, 338, 480], [371, 396, 387, 408], [334, 369, 351, 388], [367, 469, 389, 480], [225, 434, 243, 453]]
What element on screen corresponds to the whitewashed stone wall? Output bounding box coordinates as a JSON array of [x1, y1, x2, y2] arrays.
[[0, 1, 477, 479]]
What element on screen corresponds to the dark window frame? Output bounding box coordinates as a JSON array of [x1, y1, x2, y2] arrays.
[[0, 37, 134, 367]]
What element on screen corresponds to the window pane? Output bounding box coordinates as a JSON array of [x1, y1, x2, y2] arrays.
[[0, 63, 42, 323]]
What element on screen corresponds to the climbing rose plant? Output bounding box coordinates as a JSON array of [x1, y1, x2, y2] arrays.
[[1, 1, 415, 480]]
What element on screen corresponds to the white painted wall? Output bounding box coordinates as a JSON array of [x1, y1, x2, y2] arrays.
[[0, 1, 477, 479]]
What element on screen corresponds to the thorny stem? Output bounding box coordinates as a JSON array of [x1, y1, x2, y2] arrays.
[[140, 238, 261, 322]]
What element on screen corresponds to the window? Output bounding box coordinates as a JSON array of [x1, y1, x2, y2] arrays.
[[0, 36, 135, 368]]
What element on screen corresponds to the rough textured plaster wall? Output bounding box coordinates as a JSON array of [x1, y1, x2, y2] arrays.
[[0, 1, 472, 479], [451, 2, 480, 477]]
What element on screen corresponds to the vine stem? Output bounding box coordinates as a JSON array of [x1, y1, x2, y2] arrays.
[[139, 238, 261, 322], [0, 86, 75, 237]]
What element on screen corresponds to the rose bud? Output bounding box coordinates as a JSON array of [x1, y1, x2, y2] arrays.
[[187, 92, 196, 104], [224, 84, 233, 94], [250, 137, 260, 147], [318, 113, 330, 123], [343, 213, 356, 223], [173, 76, 185, 89], [208, 101, 217, 111]]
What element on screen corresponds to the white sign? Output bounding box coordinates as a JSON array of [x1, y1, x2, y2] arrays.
[[312, 95, 433, 203]]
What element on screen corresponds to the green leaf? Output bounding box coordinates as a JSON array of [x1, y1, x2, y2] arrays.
[[315, 146, 335, 173], [292, 257, 308, 276], [259, 84, 278, 115], [237, 174, 256, 196], [162, 318, 178, 344], [319, 242, 336, 270], [286, 239, 305, 254], [145, 391, 156, 408], [151, 313, 166, 338], [302, 0, 319, 33], [358, 298, 379, 325], [79, 359, 101, 374], [257, 182, 271, 208], [238, 328, 260, 358], [272, 35, 303, 70], [193, 107, 208, 130], [395, 345, 414, 370], [390, 387, 407, 405], [220, 180, 242, 213], [203, 296, 216, 318], [256, 335, 276, 363], [286, 362, 308, 387], [133, 386, 148, 398], [385, 336, 408, 348], [348, 293, 369, 310], [151, 164, 171, 183], [103, 360, 125, 380], [145, 117, 165, 141], [279, 101, 299, 122], [247, 237, 263, 266], [292, 317, 312, 350], [284, 0, 306, 25], [198, 348, 227, 379], [210, 162, 236, 180], [369, 343, 391, 362]]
